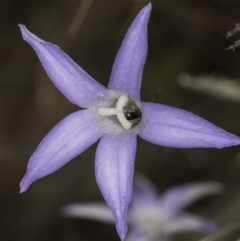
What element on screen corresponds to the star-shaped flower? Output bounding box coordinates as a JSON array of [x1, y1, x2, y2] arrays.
[[62, 176, 221, 241], [19, 3, 239, 240]]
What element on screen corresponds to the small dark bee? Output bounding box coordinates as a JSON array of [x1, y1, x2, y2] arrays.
[[123, 99, 142, 126]]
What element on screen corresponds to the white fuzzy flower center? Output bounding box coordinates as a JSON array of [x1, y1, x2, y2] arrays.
[[131, 205, 171, 234], [98, 95, 133, 130]]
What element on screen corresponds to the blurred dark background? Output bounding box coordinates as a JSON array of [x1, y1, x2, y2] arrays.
[[1, 0, 240, 240]]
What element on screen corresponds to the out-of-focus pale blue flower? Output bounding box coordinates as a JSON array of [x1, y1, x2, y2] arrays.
[[19, 3, 239, 240], [62, 176, 222, 241]]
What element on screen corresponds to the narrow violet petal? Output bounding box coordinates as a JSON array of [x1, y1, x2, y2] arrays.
[[20, 110, 103, 192], [164, 214, 218, 235], [108, 4, 151, 100], [162, 182, 223, 214], [19, 25, 106, 108], [61, 203, 115, 224], [139, 103, 240, 148], [131, 174, 158, 207], [95, 134, 137, 240]]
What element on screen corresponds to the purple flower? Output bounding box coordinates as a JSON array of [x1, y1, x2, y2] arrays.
[[62, 176, 222, 241], [19, 3, 239, 240]]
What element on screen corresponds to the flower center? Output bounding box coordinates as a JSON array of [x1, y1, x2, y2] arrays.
[[98, 95, 142, 130]]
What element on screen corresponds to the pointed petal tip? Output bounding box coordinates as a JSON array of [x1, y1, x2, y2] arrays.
[[18, 24, 29, 40], [20, 177, 31, 193], [18, 24, 44, 44], [59, 205, 69, 217], [140, 3, 152, 18], [20, 184, 27, 193], [113, 212, 128, 240], [18, 24, 25, 29], [115, 212, 128, 240], [20, 189, 26, 194], [116, 223, 127, 241], [115, 211, 128, 240], [219, 134, 240, 149], [145, 2, 152, 11], [233, 136, 240, 146]]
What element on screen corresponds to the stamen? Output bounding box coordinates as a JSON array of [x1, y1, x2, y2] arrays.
[[116, 95, 129, 112], [97, 94, 133, 130], [115, 95, 132, 130], [98, 108, 117, 116], [117, 112, 132, 130]]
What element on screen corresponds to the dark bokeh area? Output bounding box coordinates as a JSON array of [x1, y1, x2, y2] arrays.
[[1, 0, 240, 240]]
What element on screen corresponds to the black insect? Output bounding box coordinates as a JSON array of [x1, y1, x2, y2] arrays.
[[123, 99, 142, 126]]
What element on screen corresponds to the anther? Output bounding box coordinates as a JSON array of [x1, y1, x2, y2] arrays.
[[115, 95, 132, 130], [117, 112, 132, 130], [116, 95, 129, 112], [98, 108, 117, 116]]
